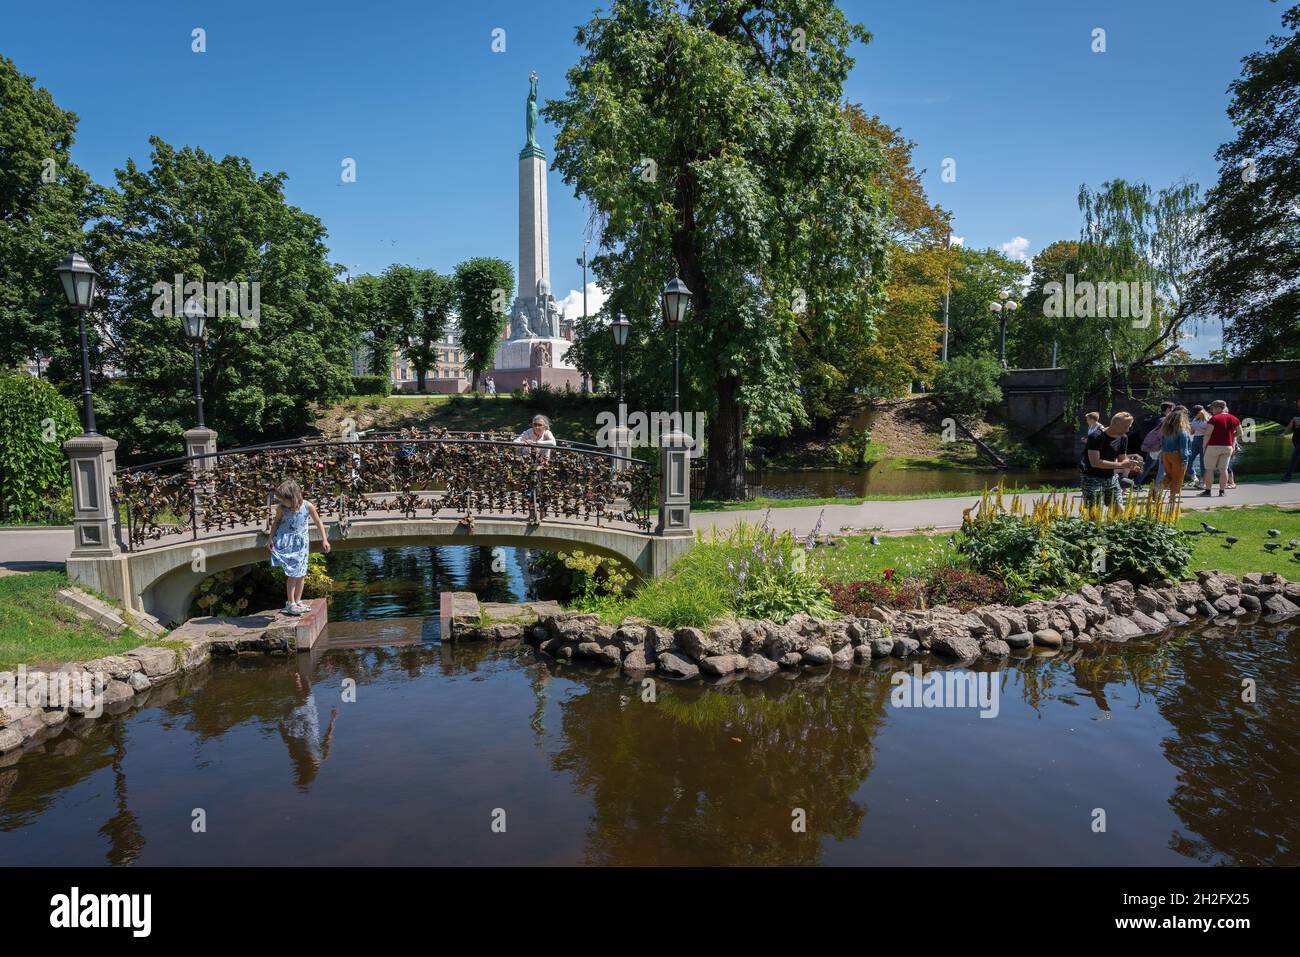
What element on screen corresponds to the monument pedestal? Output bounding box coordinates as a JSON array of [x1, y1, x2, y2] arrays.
[[491, 336, 582, 392]]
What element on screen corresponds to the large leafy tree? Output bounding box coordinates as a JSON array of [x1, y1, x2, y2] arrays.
[[88, 137, 357, 458], [453, 257, 513, 391], [1013, 239, 1080, 368], [1066, 178, 1203, 410], [944, 246, 1027, 361], [1196, 3, 1300, 360], [545, 0, 890, 498], [379, 265, 455, 390], [0, 56, 98, 375], [346, 273, 388, 376]]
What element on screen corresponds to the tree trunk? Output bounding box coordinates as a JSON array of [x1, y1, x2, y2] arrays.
[[414, 363, 427, 393], [704, 374, 746, 499]]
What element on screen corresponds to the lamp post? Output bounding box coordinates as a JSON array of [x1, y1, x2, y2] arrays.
[[610, 312, 630, 405], [989, 290, 1018, 368], [54, 253, 100, 434], [660, 277, 691, 418], [182, 297, 208, 427]]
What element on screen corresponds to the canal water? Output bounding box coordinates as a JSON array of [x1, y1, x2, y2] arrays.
[[758, 432, 1295, 499], [2, 545, 1297, 866]]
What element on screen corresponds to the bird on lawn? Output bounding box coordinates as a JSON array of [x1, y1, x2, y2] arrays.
[[1224, 536, 1238, 547], [1183, 528, 1203, 536], [1268, 528, 1281, 537], [1264, 542, 1282, 552], [1201, 522, 1225, 535], [869, 535, 881, 546], [1289, 540, 1300, 550]]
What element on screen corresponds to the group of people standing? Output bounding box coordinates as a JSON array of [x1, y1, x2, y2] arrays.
[[1079, 400, 1247, 508]]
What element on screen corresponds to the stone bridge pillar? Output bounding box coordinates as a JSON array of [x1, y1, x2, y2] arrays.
[[658, 427, 693, 534], [64, 432, 132, 607]]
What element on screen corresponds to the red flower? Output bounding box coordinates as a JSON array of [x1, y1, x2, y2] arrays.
[[883, 568, 895, 581]]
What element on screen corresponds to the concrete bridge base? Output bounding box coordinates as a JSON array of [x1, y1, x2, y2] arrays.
[[69, 518, 693, 627]]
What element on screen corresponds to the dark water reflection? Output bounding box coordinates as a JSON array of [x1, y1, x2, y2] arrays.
[[2, 616, 1296, 865]]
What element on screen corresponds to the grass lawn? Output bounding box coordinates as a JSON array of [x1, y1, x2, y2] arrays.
[[806, 504, 1300, 585], [0, 571, 173, 670]]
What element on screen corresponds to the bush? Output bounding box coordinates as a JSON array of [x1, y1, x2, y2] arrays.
[[531, 549, 632, 604], [351, 374, 391, 396], [826, 578, 926, 616], [0, 374, 81, 523], [610, 520, 835, 627], [956, 486, 1190, 600], [823, 566, 1005, 615], [934, 354, 1003, 411], [190, 553, 333, 617]]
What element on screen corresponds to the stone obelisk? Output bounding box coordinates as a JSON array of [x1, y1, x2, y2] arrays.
[[518, 70, 549, 316], [494, 72, 580, 389]]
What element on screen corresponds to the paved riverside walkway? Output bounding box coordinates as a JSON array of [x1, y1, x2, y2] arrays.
[[692, 480, 1300, 537], [2, 481, 1299, 571]]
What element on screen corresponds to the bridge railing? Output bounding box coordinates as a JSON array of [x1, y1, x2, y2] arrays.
[[110, 431, 659, 552]]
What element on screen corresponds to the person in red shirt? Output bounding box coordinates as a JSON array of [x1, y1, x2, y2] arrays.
[[1199, 400, 1242, 497]]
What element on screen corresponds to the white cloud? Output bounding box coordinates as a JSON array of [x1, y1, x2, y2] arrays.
[[557, 282, 608, 320], [949, 235, 964, 248], [1000, 236, 1031, 262]]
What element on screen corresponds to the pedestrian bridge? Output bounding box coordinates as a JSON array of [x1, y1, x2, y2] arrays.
[[65, 430, 695, 625]]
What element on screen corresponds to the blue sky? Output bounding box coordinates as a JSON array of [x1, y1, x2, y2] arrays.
[[3, 0, 1286, 354]]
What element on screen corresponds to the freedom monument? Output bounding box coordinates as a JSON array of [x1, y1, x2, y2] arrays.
[[492, 72, 582, 391]]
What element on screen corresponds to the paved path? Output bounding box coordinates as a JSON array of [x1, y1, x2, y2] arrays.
[[3, 481, 1299, 570], [693, 480, 1300, 536]]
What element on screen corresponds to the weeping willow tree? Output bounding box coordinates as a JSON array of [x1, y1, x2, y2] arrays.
[[1055, 179, 1205, 414]]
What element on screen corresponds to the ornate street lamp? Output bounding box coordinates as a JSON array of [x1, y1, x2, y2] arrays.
[[610, 312, 630, 406], [660, 277, 692, 417], [182, 297, 208, 428], [54, 253, 100, 434], [989, 290, 1018, 368]]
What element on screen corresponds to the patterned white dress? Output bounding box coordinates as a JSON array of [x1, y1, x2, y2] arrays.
[[270, 501, 311, 578]]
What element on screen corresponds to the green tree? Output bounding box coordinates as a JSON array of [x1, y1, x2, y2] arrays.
[[345, 274, 389, 376], [379, 266, 455, 391], [933, 354, 1003, 413], [544, 0, 890, 498], [1196, 3, 1300, 360], [0, 56, 98, 376], [453, 257, 513, 391], [1014, 239, 1080, 368], [1067, 178, 1203, 411], [945, 246, 1028, 361], [88, 137, 357, 458], [0, 373, 81, 521]]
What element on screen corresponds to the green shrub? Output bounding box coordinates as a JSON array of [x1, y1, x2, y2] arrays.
[[0, 374, 81, 523], [351, 374, 391, 396], [621, 520, 835, 626], [190, 553, 333, 617], [934, 354, 1003, 411]]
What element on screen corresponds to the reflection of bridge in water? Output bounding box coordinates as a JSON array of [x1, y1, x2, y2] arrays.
[[64, 430, 695, 625]]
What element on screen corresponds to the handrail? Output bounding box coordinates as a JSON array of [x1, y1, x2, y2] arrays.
[[118, 434, 649, 475]]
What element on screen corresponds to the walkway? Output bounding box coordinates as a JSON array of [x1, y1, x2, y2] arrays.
[[693, 480, 1300, 537], [3, 481, 1299, 571]]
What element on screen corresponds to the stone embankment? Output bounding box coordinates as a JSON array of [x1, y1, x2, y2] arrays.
[[0, 600, 326, 756], [459, 571, 1300, 680]]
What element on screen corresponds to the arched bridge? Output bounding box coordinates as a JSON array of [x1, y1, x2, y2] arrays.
[[64, 430, 695, 625], [1001, 361, 1300, 462]]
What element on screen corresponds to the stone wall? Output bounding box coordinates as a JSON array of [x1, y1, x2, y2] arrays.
[[461, 571, 1300, 680], [0, 612, 306, 757]]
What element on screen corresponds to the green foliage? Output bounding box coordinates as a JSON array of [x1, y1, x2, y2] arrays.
[[957, 511, 1192, 602], [0, 56, 99, 375], [1196, 3, 1300, 361], [532, 548, 632, 605], [191, 553, 332, 618], [453, 257, 513, 390], [377, 265, 455, 389], [544, 1, 891, 497], [0, 373, 81, 522], [350, 374, 391, 396], [621, 521, 835, 627], [87, 136, 357, 458], [944, 246, 1028, 361], [934, 354, 1003, 411]]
